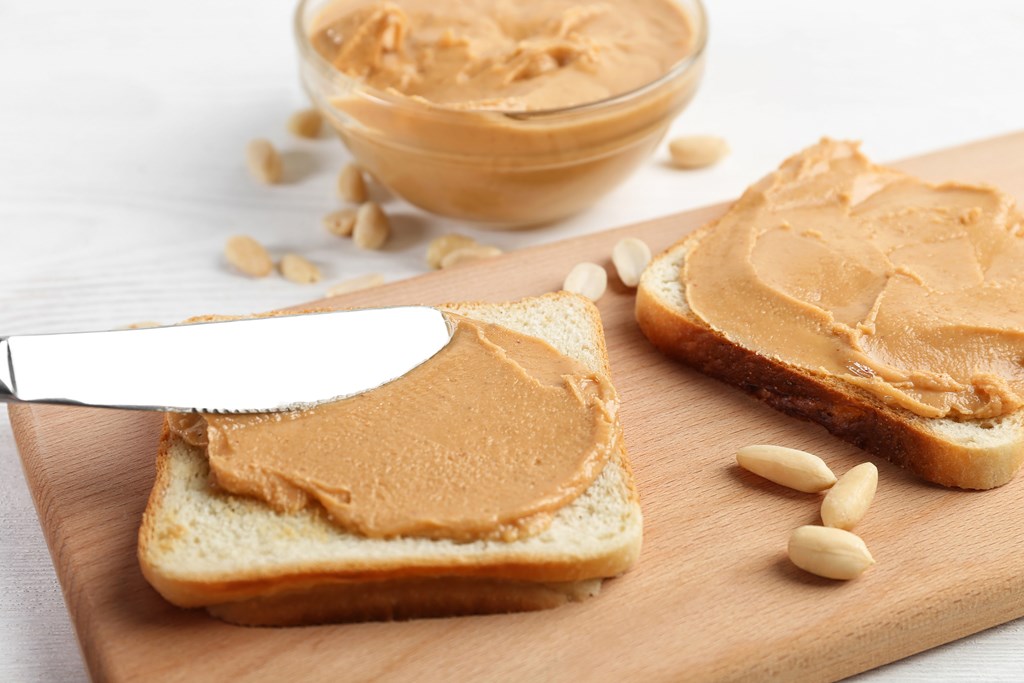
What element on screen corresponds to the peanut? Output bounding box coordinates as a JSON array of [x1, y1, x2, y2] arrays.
[[326, 273, 386, 297], [563, 262, 608, 301], [323, 209, 358, 237], [788, 525, 875, 580], [735, 444, 836, 493], [821, 462, 878, 530], [338, 163, 369, 203], [352, 202, 390, 250], [245, 138, 283, 184], [440, 245, 503, 269], [279, 253, 321, 284], [668, 135, 730, 169], [286, 108, 323, 139], [224, 235, 273, 277], [611, 237, 652, 287], [427, 233, 478, 269]]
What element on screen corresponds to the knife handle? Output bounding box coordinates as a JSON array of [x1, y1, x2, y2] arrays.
[[0, 337, 14, 403]]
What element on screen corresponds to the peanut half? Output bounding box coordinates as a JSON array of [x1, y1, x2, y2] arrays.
[[611, 237, 652, 288], [323, 208, 358, 237], [245, 138, 283, 184], [735, 444, 837, 493], [668, 135, 730, 169], [287, 108, 323, 139], [326, 273, 385, 297], [821, 462, 878, 530], [427, 233, 478, 269], [338, 163, 369, 203], [788, 525, 875, 580], [279, 253, 321, 284], [440, 245, 503, 269], [224, 235, 273, 277], [352, 201, 390, 250], [563, 262, 608, 302]]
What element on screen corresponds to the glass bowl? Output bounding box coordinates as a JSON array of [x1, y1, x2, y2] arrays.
[[294, 0, 707, 228]]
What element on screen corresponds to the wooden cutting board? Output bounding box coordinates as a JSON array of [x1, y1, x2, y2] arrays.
[[10, 132, 1024, 682]]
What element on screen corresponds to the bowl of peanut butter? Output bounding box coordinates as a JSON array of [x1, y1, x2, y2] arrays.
[[295, 0, 707, 227]]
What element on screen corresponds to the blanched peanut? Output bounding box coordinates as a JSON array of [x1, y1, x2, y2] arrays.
[[352, 202, 390, 250], [563, 262, 608, 301], [245, 139, 283, 184], [279, 253, 321, 284], [736, 444, 836, 493], [287, 109, 323, 139], [225, 235, 273, 277], [338, 163, 369, 203], [427, 233, 478, 269], [668, 135, 730, 169], [439, 245, 503, 269], [323, 209, 358, 237], [788, 526, 875, 580], [821, 463, 878, 530], [611, 237, 652, 287]]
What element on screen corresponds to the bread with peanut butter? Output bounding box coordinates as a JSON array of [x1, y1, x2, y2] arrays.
[[138, 293, 641, 625], [637, 139, 1024, 489]]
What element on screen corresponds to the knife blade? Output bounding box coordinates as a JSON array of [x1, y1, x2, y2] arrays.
[[0, 307, 454, 413]]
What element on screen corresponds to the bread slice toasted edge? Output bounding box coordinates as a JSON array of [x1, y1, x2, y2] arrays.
[[138, 292, 642, 623], [636, 235, 1024, 490]]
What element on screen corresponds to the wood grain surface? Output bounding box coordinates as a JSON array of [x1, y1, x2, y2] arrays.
[[9, 132, 1024, 682]]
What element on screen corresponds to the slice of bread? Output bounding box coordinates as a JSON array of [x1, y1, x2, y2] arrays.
[[138, 292, 642, 625], [636, 191, 1024, 491]]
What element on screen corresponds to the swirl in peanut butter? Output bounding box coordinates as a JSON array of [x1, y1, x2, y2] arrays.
[[683, 139, 1024, 419], [309, 0, 692, 111]]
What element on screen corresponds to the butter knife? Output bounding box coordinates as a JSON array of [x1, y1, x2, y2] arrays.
[[0, 307, 453, 413]]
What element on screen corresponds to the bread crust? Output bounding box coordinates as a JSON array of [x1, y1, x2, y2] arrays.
[[636, 238, 1024, 490]]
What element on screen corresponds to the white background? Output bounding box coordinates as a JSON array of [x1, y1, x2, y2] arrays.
[[2, 0, 1023, 679]]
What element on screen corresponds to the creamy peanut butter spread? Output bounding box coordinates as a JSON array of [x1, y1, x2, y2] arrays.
[[684, 139, 1024, 420], [300, 0, 702, 224], [310, 0, 692, 111], [168, 315, 619, 542]]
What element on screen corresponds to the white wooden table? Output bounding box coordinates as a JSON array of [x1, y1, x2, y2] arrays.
[[2, 0, 1023, 680]]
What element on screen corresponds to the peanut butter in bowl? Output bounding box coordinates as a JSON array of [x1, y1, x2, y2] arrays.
[[295, 0, 706, 227]]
